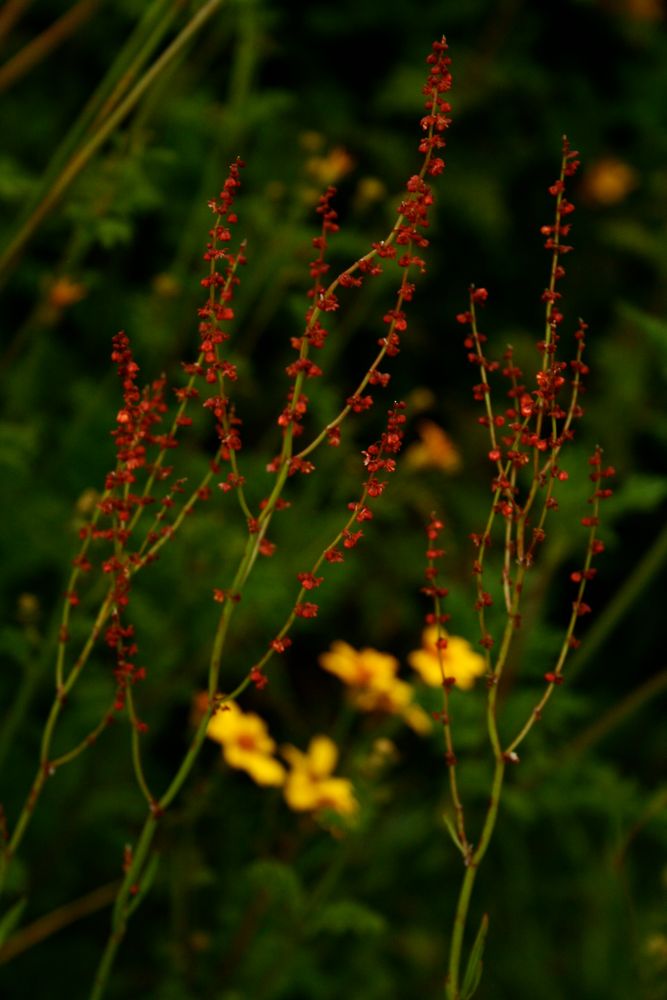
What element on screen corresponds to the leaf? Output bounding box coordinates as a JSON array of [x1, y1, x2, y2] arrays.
[[246, 859, 304, 913], [461, 912, 489, 1000], [0, 897, 27, 949], [0, 157, 36, 204], [310, 899, 386, 937], [442, 812, 465, 856]]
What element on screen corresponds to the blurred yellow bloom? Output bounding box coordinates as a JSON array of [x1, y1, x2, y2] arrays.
[[582, 157, 638, 206], [319, 641, 431, 734], [354, 176, 387, 210], [408, 627, 486, 690], [299, 130, 325, 153], [48, 276, 86, 309], [306, 146, 355, 186], [152, 273, 181, 298], [206, 701, 285, 787], [320, 641, 398, 687], [404, 419, 462, 472], [282, 736, 358, 817]]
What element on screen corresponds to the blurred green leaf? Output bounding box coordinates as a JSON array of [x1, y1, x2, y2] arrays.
[[0, 897, 26, 949], [310, 899, 386, 937], [461, 911, 488, 1000]]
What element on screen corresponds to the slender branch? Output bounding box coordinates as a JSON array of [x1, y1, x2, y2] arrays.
[[0, 881, 119, 965], [0, 0, 102, 95], [0, 0, 224, 282]]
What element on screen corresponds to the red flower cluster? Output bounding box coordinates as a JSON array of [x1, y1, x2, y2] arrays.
[[419, 37, 453, 174], [457, 137, 588, 541]]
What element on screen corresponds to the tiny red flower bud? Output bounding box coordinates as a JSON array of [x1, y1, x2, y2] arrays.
[[294, 602, 319, 618], [249, 666, 269, 690], [343, 529, 363, 549]]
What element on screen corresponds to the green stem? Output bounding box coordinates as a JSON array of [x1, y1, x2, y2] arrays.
[[5, 0, 174, 232], [446, 760, 505, 1000], [90, 816, 158, 1000]]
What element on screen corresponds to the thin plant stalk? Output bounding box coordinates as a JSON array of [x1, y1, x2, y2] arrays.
[[0, 0, 223, 284], [0, 0, 103, 95]]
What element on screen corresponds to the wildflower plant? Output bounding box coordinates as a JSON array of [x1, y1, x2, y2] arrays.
[[0, 37, 454, 999], [0, 26, 621, 999], [417, 139, 615, 999]]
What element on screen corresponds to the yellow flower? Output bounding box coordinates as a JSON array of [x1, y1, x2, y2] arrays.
[[319, 642, 431, 734], [48, 276, 86, 309], [305, 146, 355, 186], [353, 176, 387, 211], [581, 157, 638, 206], [282, 736, 358, 817], [320, 641, 399, 688], [404, 419, 462, 472], [351, 675, 432, 734], [206, 701, 286, 787], [408, 627, 487, 690]]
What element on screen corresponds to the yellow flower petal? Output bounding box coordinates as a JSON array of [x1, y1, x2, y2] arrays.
[[319, 642, 399, 688], [282, 735, 357, 817], [224, 747, 285, 787], [403, 703, 433, 735], [281, 743, 308, 771], [408, 628, 486, 690], [206, 701, 284, 787], [404, 419, 462, 472], [314, 777, 358, 816], [308, 735, 338, 778]]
